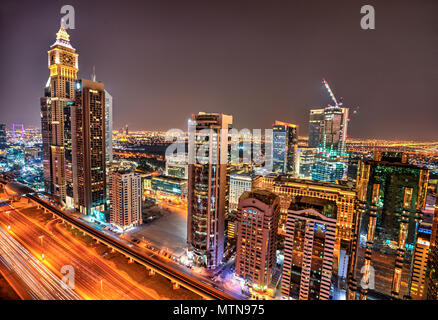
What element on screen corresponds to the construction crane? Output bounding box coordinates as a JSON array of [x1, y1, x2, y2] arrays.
[[322, 77, 360, 117], [322, 77, 340, 107]]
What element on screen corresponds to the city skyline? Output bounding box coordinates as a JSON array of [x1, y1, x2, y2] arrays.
[[0, 0, 438, 305], [1, 0, 438, 140]]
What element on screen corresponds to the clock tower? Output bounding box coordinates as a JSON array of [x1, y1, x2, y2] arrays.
[[41, 21, 79, 201]]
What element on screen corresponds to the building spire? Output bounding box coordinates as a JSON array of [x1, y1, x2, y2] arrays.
[[52, 19, 73, 49], [91, 66, 96, 82]]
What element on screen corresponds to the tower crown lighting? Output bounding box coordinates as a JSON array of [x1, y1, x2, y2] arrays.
[[52, 20, 73, 49]]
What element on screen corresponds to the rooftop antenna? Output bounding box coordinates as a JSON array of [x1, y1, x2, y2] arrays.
[[91, 65, 96, 82]]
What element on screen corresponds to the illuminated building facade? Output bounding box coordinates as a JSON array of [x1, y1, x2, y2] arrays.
[[236, 190, 280, 289], [312, 147, 348, 183], [109, 162, 142, 229], [187, 112, 232, 269], [308, 109, 324, 148], [40, 21, 78, 200], [297, 147, 315, 179], [0, 124, 6, 150], [272, 121, 298, 175], [252, 175, 357, 244], [151, 175, 187, 197], [352, 152, 429, 300], [410, 225, 431, 299], [165, 155, 188, 179], [226, 213, 237, 241], [229, 170, 252, 211], [281, 196, 337, 300], [71, 79, 106, 214], [425, 197, 438, 300], [311, 106, 349, 183], [253, 174, 359, 292], [105, 89, 113, 163], [320, 106, 349, 153]]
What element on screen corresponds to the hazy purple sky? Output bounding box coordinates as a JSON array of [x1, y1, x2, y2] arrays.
[[1, 0, 437, 140]]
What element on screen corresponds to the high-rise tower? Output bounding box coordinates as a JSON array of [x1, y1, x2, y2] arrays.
[[308, 109, 324, 148], [109, 161, 142, 230], [71, 79, 107, 215], [41, 21, 78, 201], [282, 196, 338, 300], [187, 112, 232, 269], [272, 121, 298, 175], [236, 190, 280, 291], [351, 152, 429, 300]]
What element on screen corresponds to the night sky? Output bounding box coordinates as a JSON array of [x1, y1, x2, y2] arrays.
[[1, 0, 437, 140]]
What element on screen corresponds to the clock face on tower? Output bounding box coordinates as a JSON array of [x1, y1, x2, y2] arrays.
[[60, 53, 75, 67]]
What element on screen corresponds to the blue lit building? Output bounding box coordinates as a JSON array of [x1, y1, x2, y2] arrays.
[[311, 105, 349, 182], [272, 121, 298, 175], [312, 147, 348, 182]]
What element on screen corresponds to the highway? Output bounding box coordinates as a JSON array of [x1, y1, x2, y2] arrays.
[[0, 203, 162, 299], [26, 193, 236, 300], [0, 225, 81, 300]]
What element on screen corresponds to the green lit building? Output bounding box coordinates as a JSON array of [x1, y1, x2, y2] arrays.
[[349, 152, 429, 300], [151, 175, 187, 197]]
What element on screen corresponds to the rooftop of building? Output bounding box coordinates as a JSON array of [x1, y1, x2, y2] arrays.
[[109, 161, 137, 174], [152, 174, 186, 184], [363, 159, 428, 171], [273, 120, 297, 128], [239, 189, 278, 205], [270, 174, 355, 192], [289, 195, 338, 219], [230, 169, 254, 179], [363, 151, 429, 171], [5, 181, 35, 196]]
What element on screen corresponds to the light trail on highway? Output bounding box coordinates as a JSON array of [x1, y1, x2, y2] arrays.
[[0, 204, 160, 300], [26, 193, 236, 299], [0, 225, 81, 300]]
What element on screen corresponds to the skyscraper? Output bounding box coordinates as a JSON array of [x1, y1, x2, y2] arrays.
[[252, 175, 358, 246], [308, 109, 324, 148], [71, 79, 106, 215], [187, 112, 232, 269], [109, 161, 142, 230], [236, 190, 280, 292], [281, 196, 338, 300], [272, 121, 298, 175], [105, 89, 113, 164], [41, 21, 78, 200], [351, 152, 429, 300], [320, 106, 349, 154], [311, 105, 349, 183], [410, 225, 431, 299]]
